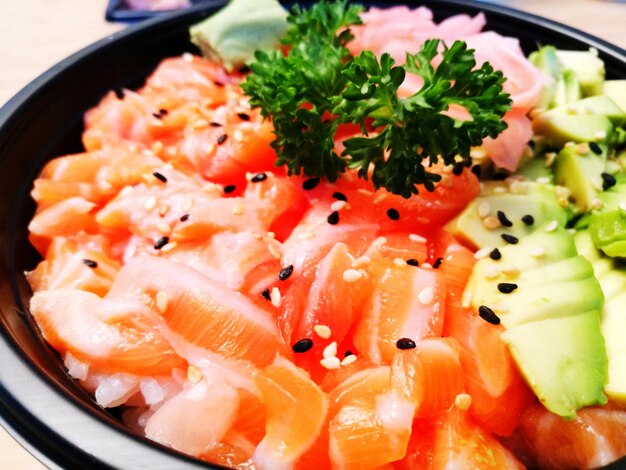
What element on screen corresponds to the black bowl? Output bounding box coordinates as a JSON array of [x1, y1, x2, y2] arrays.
[[1, 1, 625, 469]]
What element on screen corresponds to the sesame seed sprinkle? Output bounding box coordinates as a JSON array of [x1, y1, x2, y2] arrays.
[[501, 234, 519, 244], [544, 220, 558, 232], [343, 269, 364, 282], [292, 338, 313, 353], [461, 290, 472, 308], [394, 258, 407, 267], [387, 208, 400, 220], [237, 112, 250, 121], [251, 173, 267, 183], [232, 204, 245, 216], [396, 338, 417, 350], [501, 265, 521, 278], [406, 259, 419, 267], [179, 214, 190, 222], [145, 196, 157, 211], [418, 286, 434, 305], [341, 354, 358, 366], [331, 200, 347, 212], [320, 357, 341, 370], [82, 259, 98, 268], [302, 177, 320, 190], [187, 365, 203, 384], [478, 305, 501, 325], [497, 282, 518, 294], [156, 291, 168, 313], [154, 236, 169, 250], [521, 214, 534, 226], [409, 233, 427, 243], [373, 193, 388, 204], [161, 242, 178, 253], [372, 236, 387, 248], [497, 210, 513, 228], [327, 211, 340, 225], [261, 288, 271, 301], [352, 256, 371, 269], [217, 134, 228, 145], [489, 248, 502, 260], [332, 192, 347, 201], [270, 287, 281, 307], [483, 216, 501, 230], [209, 122, 222, 127], [314, 325, 332, 339], [474, 247, 492, 260], [223, 185, 236, 194], [484, 266, 500, 279], [588, 141, 602, 155], [323, 342, 338, 359], [433, 258, 443, 269], [455, 393, 472, 410], [421, 262, 432, 269], [478, 201, 491, 218], [619, 202, 626, 212], [278, 265, 294, 281], [530, 246, 546, 257], [601, 172, 617, 191], [591, 198, 604, 210]]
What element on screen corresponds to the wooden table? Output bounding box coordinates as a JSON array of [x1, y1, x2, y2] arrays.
[[0, 0, 624, 468]]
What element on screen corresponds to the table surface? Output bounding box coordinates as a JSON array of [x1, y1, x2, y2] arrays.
[[0, 0, 624, 468]]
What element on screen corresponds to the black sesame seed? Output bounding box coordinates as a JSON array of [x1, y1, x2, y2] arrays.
[[406, 259, 419, 267], [601, 172, 617, 191], [224, 185, 236, 194], [527, 140, 536, 149], [154, 236, 170, 250], [251, 173, 267, 183], [493, 171, 509, 181], [489, 248, 502, 260], [179, 213, 190, 222], [327, 211, 340, 225], [292, 338, 314, 353], [496, 210, 513, 228], [478, 305, 501, 325], [521, 214, 534, 226], [152, 171, 168, 183], [344, 350, 354, 358], [159, 109, 168, 116], [387, 208, 400, 220], [261, 288, 271, 301], [114, 88, 124, 99], [501, 234, 519, 245], [152, 112, 163, 119], [332, 192, 347, 201], [209, 122, 222, 127], [433, 257, 443, 269], [396, 338, 417, 350], [278, 265, 294, 281], [302, 177, 320, 190], [471, 165, 482, 178], [497, 282, 518, 294], [237, 112, 250, 121], [82, 258, 98, 268], [214, 80, 224, 87], [588, 141, 602, 155], [452, 163, 464, 176], [217, 134, 228, 145]]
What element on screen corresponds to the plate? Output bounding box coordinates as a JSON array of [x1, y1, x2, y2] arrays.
[[0, 1, 625, 468]]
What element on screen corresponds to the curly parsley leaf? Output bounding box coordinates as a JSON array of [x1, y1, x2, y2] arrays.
[[241, 1, 511, 197]]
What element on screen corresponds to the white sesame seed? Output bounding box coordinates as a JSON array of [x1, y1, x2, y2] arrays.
[[478, 201, 491, 218], [156, 291, 168, 313], [373, 193, 388, 204], [192, 119, 209, 130], [201, 142, 216, 155], [314, 325, 332, 339], [418, 286, 434, 305], [484, 265, 500, 279], [470, 148, 486, 160], [343, 269, 364, 282], [394, 258, 407, 267], [232, 204, 245, 216], [545, 220, 558, 232], [187, 365, 203, 384], [591, 198, 604, 210], [372, 236, 387, 248], [591, 177, 604, 191], [555, 185, 571, 199], [267, 232, 275, 239], [320, 357, 341, 370], [270, 287, 281, 307], [544, 152, 557, 167], [323, 341, 338, 359], [182, 198, 193, 212], [409, 233, 427, 243], [330, 200, 347, 212], [152, 141, 164, 154], [510, 181, 529, 195], [474, 247, 492, 260], [352, 256, 371, 269], [161, 242, 178, 253], [501, 265, 521, 278], [145, 196, 157, 211], [536, 176, 551, 184], [575, 143, 590, 155], [268, 243, 281, 259], [483, 216, 501, 230], [357, 188, 374, 196], [182, 52, 194, 62], [341, 354, 358, 366], [454, 393, 472, 410], [530, 246, 546, 258], [421, 263, 432, 269], [298, 231, 315, 240], [158, 205, 170, 217], [619, 202, 626, 212], [492, 187, 507, 194], [461, 290, 473, 308], [564, 141, 576, 148], [567, 228, 577, 235], [594, 130, 607, 140], [233, 129, 244, 142], [156, 222, 171, 234], [119, 185, 133, 197]]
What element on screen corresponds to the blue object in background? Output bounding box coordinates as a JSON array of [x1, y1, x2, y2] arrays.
[[106, 0, 211, 22]]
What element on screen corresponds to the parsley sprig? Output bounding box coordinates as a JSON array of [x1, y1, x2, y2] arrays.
[[241, 1, 512, 197]]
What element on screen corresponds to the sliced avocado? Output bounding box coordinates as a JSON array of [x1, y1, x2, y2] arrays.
[[564, 95, 626, 126], [553, 69, 582, 108], [446, 181, 566, 250], [602, 80, 626, 113], [516, 157, 554, 183], [532, 112, 613, 148], [555, 49, 605, 97], [553, 144, 607, 211], [529, 46, 563, 109], [589, 210, 626, 258], [501, 310, 607, 419], [574, 230, 626, 404]]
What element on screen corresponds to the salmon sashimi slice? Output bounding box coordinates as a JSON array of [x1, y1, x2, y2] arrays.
[[107, 257, 288, 367], [253, 356, 328, 470], [30, 289, 185, 375], [145, 377, 240, 456], [352, 258, 446, 365], [516, 403, 626, 470]]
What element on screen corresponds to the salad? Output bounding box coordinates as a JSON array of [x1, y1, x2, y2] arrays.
[[25, 1, 626, 468]]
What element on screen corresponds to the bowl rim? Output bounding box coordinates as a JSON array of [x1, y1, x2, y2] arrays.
[[0, 1, 625, 469]]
